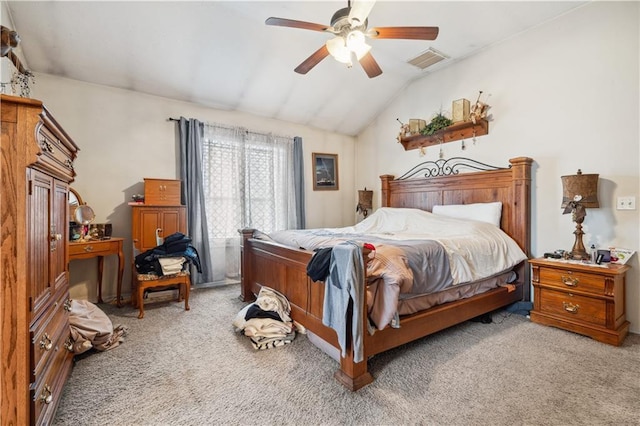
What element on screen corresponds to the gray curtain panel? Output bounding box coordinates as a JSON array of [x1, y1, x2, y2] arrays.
[[293, 136, 306, 229], [178, 117, 214, 285]]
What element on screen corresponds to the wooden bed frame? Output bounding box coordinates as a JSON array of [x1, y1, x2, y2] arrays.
[[240, 157, 532, 390]]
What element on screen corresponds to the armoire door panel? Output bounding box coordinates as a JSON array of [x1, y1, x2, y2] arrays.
[[28, 169, 53, 321], [50, 179, 69, 294]]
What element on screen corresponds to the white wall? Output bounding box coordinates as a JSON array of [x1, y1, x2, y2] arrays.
[[356, 2, 640, 332], [28, 76, 355, 302]]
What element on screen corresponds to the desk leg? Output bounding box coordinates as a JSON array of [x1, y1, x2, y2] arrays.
[[97, 256, 105, 304], [117, 249, 124, 307]]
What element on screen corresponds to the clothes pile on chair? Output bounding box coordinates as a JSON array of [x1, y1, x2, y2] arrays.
[[232, 286, 296, 350], [68, 299, 128, 354], [135, 232, 202, 277]]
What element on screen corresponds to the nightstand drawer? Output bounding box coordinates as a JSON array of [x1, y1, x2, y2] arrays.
[[538, 287, 606, 326], [539, 267, 605, 295]]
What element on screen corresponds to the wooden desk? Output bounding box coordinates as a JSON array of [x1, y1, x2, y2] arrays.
[[69, 237, 125, 306]]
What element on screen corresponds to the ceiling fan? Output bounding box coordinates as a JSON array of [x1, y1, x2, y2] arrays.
[[265, 0, 439, 78]]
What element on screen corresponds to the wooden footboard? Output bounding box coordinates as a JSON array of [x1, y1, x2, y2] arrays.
[[239, 157, 532, 391], [240, 230, 373, 389]]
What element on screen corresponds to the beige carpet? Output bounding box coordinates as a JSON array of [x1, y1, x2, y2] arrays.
[[54, 284, 640, 425]]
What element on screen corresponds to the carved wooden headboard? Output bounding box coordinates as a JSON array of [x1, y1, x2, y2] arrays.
[[380, 157, 533, 296]]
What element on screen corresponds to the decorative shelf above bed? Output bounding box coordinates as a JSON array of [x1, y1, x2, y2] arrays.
[[399, 119, 489, 151]]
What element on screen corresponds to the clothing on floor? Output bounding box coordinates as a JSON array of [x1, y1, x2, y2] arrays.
[[68, 299, 128, 354], [233, 286, 295, 350]]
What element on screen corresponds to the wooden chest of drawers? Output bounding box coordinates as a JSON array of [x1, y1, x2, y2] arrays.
[[144, 178, 181, 205], [529, 258, 630, 346]]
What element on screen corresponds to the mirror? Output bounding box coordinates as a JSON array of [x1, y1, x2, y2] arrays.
[[69, 188, 96, 242], [69, 188, 84, 222], [74, 205, 95, 242], [74, 205, 95, 224]]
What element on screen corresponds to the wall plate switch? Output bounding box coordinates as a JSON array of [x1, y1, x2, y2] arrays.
[[616, 196, 636, 210]]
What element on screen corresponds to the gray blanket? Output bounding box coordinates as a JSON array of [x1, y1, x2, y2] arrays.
[[265, 230, 454, 329]]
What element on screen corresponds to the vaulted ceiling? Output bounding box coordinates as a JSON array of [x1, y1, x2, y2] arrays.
[[5, 1, 585, 135]]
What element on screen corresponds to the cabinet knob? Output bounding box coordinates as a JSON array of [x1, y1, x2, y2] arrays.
[[39, 333, 53, 351]]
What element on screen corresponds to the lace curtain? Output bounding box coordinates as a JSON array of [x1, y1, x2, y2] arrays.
[[200, 124, 300, 285]]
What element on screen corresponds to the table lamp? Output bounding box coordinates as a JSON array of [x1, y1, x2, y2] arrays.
[[561, 169, 599, 260]]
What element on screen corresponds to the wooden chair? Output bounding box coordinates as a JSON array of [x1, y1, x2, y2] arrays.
[[133, 271, 190, 319], [132, 244, 191, 319]]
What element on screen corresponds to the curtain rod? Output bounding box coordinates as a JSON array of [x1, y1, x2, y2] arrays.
[[167, 117, 296, 140]]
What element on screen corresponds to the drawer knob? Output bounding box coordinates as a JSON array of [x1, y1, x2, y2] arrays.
[[561, 275, 579, 287], [64, 338, 74, 352], [40, 333, 53, 351], [563, 302, 580, 313], [40, 385, 53, 404], [84, 245, 94, 252]]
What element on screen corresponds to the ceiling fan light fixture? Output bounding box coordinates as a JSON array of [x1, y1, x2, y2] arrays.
[[346, 30, 371, 60], [326, 36, 352, 65]]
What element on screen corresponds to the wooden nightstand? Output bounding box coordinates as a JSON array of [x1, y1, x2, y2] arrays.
[[529, 258, 630, 346]]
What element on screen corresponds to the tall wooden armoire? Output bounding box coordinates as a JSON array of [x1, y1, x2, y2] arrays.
[[1, 95, 79, 425]]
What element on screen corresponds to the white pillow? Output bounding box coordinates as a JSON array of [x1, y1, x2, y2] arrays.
[[431, 202, 502, 227]]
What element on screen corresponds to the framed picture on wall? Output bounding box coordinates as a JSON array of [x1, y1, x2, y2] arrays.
[[312, 153, 339, 191]]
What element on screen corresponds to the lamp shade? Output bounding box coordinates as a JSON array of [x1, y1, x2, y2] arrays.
[[561, 169, 599, 209], [358, 188, 373, 210]]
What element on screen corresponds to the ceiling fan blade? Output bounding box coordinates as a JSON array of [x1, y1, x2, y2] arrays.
[[358, 52, 382, 78], [265, 17, 330, 32], [294, 45, 330, 75], [349, 0, 376, 26], [369, 26, 439, 40]]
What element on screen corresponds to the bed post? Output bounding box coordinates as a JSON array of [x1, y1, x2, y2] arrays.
[[508, 157, 533, 300], [239, 228, 256, 302], [335, 355, 373, 391], [380, 174, 394, 207]]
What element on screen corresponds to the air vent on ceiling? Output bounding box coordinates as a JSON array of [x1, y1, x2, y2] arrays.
[[407, 47, 448, 70]]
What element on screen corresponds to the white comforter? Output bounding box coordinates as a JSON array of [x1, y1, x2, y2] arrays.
[[268, 207, 527, 286]]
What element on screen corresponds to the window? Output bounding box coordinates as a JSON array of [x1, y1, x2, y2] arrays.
[[200, 125, 298, 284]]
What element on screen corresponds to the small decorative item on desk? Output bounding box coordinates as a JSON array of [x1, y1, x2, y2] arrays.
[[129, 194, 145, 205]]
